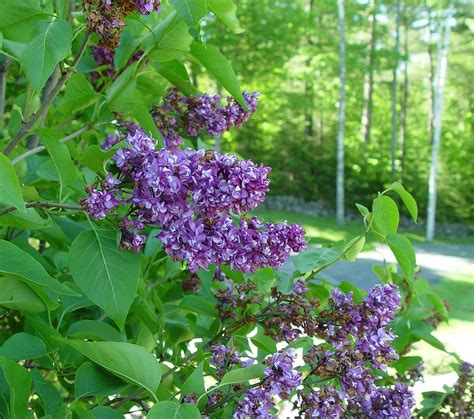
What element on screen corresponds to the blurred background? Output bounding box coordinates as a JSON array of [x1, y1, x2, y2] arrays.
[[197, 0, 473, 389]]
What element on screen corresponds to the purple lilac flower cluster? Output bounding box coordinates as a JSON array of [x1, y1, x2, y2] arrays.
[[83, 128, 306, 272], [152, 88, 259, 148], [84, 0, 160, 48], [300, 284, 414, 417], [326, 284, 400, 368], [210, 345, 253, 380], [234, 349, 301, 418]]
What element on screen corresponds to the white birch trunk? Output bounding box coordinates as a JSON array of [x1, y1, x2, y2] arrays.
[[426, 7, 453, 242], [336, 0, 346, 225]]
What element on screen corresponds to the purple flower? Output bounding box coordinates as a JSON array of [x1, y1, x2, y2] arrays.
[[100, 134, 120, 151], [84, 128, 306, 271], [153, 88, 259, 148], [291, 279, 307, 296], [135, 0, 161, 14], [263, 349, 301, 397], [233, 388, 275, 419], [367, 383, 414, 418], [210, 345, 251, 379], [82, 187, 119, 219], [302, 387, 345, 418]]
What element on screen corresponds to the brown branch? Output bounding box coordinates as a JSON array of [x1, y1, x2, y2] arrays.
[[2, 32, 92, 156]]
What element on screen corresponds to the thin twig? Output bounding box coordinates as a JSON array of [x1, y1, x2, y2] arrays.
[[0, 202, 84, 217], [3, 32, 92, 156], [11, 125, 90, 165]]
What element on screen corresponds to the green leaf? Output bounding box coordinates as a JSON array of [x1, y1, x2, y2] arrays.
[[391, 356, 422, 375], [372, 195, 399, 237], [148, 401, 200, 419], [91, 406, 123, 419], [413, 277, 430, 296], [0, 153, 25, 212], [75, 362, 126, 399], [180, 295, 217, 317], [63, 340, 161, 399], [293, 241, 345, 273], [427, 292, 449, 323], [0, 333, 47, 360], [0, 356, 32, 419], [0, 208, 50, 230], [114, 19, 146, 70], [0, 240, 78, 296], [392, 316, 410, 352], [169, 0, 207, 29], [68, 320, 123, 342], [355, 203, 370, 217], [20, 19, 72, 91], [275, 269, 294, 294], [190, 42, 247, 108], [386, 234, 416, 282], [129, 104, 161, 140], [220, 364, 265, 386], [32, 369, 63, 415], [38, 128, 77, 198], [80, 144, 120, 174], [143, 11, 193, 55], [412, 321, 446, 352], [69, 229, 141, 329], [0, 0, 48, 42], [154, 60, 197, 95], [208, 0, 242, 33], [58, 74, 100, 114], [181, 362, 205, 397], [106, 62, 137, 108], [0, 277, 46, 313], [344, 235, 365, 262], [389, 182, 418, 223]]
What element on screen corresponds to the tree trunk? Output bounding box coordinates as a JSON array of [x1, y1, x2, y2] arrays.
[[427, 6, 435, 138], [336, 0, 346, 225], [426, 7, 453, 242], [399, 6, 409, 181], [390, 0, 401, 181], [361, 0, 377, 144]]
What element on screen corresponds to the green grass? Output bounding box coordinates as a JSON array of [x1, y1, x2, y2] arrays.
[[255, 210, 474, 246]]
